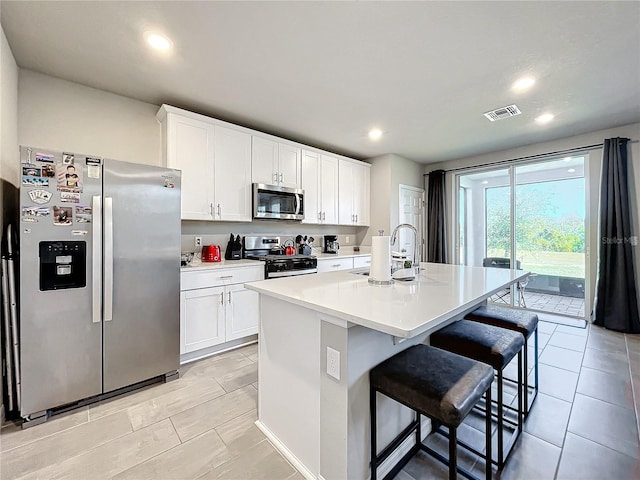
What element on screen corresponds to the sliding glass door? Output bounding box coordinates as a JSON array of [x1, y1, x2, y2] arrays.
[[456, 157, 587, 318]]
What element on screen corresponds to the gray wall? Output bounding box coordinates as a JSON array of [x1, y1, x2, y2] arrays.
[[428, 122, 640, 317], [0, 23, 19, 420], [18, 70, 161, 166], [362, 153, 423, 246]]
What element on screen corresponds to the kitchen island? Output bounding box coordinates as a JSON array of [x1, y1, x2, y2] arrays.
[[245, 262, 528, 480]]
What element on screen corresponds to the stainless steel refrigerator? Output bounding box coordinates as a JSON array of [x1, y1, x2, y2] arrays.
[[18, 146, 181, 424]]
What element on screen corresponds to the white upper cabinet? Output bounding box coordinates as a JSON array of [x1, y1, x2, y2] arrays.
[[213, 126, 252, 221], [252, 136, 301, 189], [166, 115, 214, 220], [302, 150, 339, 224], [158, 106, 251, 222], [338, 159, 370, 226]]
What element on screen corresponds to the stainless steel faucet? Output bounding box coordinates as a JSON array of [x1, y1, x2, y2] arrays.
[[390, 223, 420, 272]]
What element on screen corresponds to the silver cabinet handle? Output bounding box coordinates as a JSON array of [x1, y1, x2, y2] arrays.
[[219, 275, 233, 280], [228, 291, 232, 303], [356, 214, 359, 223], [318, 212, 321, 221], [104, 197, 114, 322], [217, 204, 221, 217], [210, 203, 213, 216], [322, 212, 326, 221], [332, 264, 341, 268], [220, 293, 224, 305], [280, 173, 283, 183], [92, 195, 102, 323], [273, 172, 278, 183]]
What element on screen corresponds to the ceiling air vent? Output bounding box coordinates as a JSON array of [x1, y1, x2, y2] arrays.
[[483, 104, 522, 122]]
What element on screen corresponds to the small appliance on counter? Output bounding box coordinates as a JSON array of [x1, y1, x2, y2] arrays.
[[202, 245, 221, 262], [181, 252, 194, 266], [296, 235, 313, 255], [224, 234, 242, 260], [323, 235, 339, 254]]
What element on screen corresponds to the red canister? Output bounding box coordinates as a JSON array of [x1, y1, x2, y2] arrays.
[[202, 245, 221, 262]]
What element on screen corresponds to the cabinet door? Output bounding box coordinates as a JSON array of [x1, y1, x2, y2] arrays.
[[338, 159, 354, 225], [354, 163, 370, 226], [214, 126, 252, 221], [181, 287, 226, 353], [169, 115, 214, 220], [225, 283, 260, 341], [353, 255, 372, 269], [278, 144, 301, 188], [252, 136, 278, 185], [320, 154, 339, 225], [301, 150, 320, 224]]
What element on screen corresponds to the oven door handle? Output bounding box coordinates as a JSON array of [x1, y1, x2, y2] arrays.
[[268, 268, 317, 278]]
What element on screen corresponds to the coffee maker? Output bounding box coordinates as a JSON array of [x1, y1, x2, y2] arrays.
[[323, 235, 339, 254]]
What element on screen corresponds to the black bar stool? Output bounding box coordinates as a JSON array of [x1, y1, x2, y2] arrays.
[[370, 344, 494, 480], [430, 320, 524, 470], [464, 305, 539, 417]]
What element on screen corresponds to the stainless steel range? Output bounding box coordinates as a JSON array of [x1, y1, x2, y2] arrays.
[[244, 236, 317, 278]]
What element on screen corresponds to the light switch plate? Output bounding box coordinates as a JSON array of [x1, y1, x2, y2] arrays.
[[327, 347, 340, 380]]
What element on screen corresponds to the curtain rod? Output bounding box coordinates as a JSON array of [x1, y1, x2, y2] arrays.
[[423, 139, 638, 175]]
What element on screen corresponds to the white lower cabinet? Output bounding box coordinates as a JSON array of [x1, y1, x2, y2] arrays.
[[180, 266, 263, 355], [317, 257, 354, 273], [353, 255, 372, 269]]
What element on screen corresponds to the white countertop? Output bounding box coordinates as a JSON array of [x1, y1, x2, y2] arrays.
[[245, 262, 529, 338], [181, 259, 263, 271]]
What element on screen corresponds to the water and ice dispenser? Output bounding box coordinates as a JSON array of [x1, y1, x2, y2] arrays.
[[39, 241, 87, 291]]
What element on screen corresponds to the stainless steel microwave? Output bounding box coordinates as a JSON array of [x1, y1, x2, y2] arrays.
[[253, 183, 304, 221]]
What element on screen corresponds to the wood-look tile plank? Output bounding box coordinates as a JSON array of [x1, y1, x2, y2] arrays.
[[0, 411, 132, 480], [181, 351, 254, 380], [216, 362, 258, 393], [214, 410, 264, 456], [171, 385, 257, 443], [197, 439, 295, 480], [0, 407, 89, 453], [16, 419, 180, 480], [127, 378, 226, 431], [113, 426, 232, 480], [89, 375, 202, 421]]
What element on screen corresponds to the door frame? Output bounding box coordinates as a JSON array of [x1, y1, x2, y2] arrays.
[[398, 184, 426, 262]]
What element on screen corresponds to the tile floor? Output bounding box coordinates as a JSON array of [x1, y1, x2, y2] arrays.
[[1, 323, 638, 480]]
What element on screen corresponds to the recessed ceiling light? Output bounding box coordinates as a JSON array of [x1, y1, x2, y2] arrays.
[[535, 113, 554, 124], [482, 180, 489, 185], [568, 168, 576, 173], [368, 129, 383, 141], [512, 77, 535, 91], [563, 157, 572, 162], [145, 32, 172, 51]]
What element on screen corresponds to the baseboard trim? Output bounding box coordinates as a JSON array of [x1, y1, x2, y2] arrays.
[[255, 420, 315, 480]]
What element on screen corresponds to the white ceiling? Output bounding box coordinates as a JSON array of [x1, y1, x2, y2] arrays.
[[2, 1, 639, 164]]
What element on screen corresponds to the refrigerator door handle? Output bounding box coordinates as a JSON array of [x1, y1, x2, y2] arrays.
[[104, 197, 114, 322], [92, 195, 102, 323]]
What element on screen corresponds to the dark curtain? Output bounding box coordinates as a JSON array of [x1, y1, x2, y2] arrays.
[[594, 137, 640, 333], [427, 169, 448, 263]]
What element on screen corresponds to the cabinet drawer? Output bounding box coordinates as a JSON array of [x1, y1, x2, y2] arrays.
[[181, 266, 264, 290], [353, 255, 372, 269], [317, 257, 354, 273]]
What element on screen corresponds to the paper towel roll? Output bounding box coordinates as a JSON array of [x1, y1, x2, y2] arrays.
[[370, 236, 392, 282]]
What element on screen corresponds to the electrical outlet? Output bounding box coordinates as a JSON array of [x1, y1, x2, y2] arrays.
[[195, 236, 202, 247], [327, 347, 341, 380]]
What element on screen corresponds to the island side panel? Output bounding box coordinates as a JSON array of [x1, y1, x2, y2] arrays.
[[345, 325, 431, 480], [258, 295, 321, 476]]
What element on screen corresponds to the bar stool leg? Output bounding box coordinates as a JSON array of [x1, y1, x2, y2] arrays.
[[449, 426, 457, 480], [485, 387, 492, 480], [523, 336, 529, 416], [497, 370, 504, 469], [370, 387, 377, 480], [534, 327, 539, 394], [518, 351, 523, 432]]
